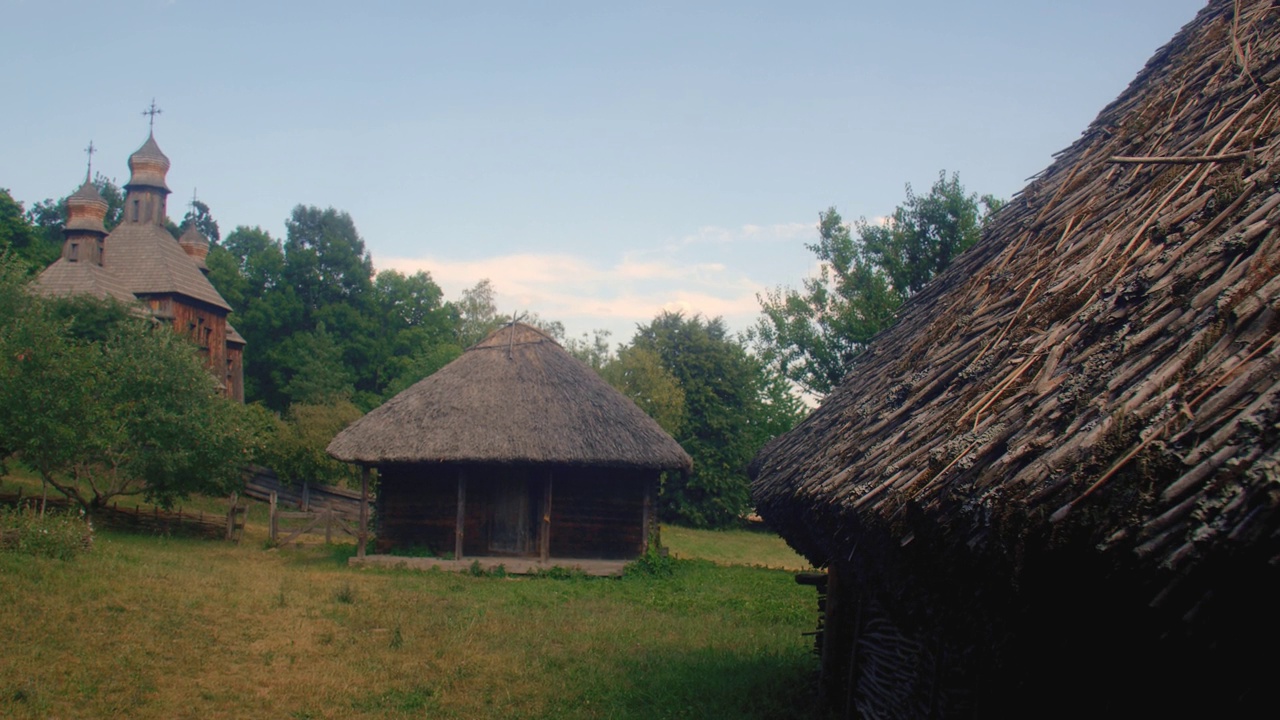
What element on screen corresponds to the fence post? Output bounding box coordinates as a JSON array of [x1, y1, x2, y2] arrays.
[[225, 492, 238, 541], [325, 507, 333, 544], [269, 491, 278, 545]]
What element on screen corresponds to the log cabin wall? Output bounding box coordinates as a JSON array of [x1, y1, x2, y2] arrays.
[[375, 462, 652, 561], [549, 467, 648, 559], [375, 464, 457, 554]]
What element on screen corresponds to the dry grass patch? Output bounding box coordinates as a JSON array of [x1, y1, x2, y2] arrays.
[[0, 528, 824, 719]]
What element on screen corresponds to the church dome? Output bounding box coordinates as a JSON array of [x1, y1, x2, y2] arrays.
[[178, 222, 210, 267], [64, 179, 108, 234], [126, 134, 171, 192]]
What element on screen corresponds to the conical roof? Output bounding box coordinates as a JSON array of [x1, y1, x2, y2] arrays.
[[126, 133, 171, 192], [328, 323, 693, 470], [178, 223, 210, 269], [64, 179, 108, 234]]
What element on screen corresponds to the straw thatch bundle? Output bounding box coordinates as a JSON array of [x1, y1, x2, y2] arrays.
[[328, 323, 691, 471], [753, 0, 1280, 627]]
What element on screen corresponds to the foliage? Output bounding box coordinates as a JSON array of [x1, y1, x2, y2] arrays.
[[261, 400, 364, 488], [0, 506, 93, 560], [630, 312, 804, 528], [562, 328, 615, 370], [600, 345, 686, 436], [753, 170, 1004, 396], [0, 255, 261, 513], [0, 190, 54, 273], [180, 199, 220, 244], [450, 278, 502, 348], [208, 217, 454, 411]]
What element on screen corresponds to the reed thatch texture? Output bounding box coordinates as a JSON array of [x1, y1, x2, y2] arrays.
[[753, 0, 1280, 616], [328, 323, 692, 471]]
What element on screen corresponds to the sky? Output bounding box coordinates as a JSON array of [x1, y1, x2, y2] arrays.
[[2, 0, 1208, 347]]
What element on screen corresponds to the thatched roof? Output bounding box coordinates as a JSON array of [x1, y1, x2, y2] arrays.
[[328, 323, 693, 471], [753, 0, 1280, 606]]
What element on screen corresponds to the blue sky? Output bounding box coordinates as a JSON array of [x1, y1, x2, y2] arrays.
[[2, 0, 1206, 344]]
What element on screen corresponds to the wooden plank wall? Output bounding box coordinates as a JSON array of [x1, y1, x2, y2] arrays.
[[377, 463, 652, 561]]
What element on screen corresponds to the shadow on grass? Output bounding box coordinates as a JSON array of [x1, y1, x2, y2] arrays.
[[551, 646, 831, 720]]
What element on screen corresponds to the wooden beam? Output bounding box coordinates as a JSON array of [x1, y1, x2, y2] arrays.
[[455, 469, 466, 560], [358, 467, 369, 559], [641, 473, 653, 554], [540, 470, 552, 562]]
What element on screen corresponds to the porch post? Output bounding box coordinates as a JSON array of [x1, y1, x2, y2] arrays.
[[358, 466, 369, 559], [455, 469, 466, 560], [540, 470, 553, 562], [641, 472, 653, 554]]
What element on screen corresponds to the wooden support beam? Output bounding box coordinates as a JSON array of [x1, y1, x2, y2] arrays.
[[540, 471, 552, 562], [641, 473, 653, 554], [358, 467, 369, 559], [455, 470, 466, 560]]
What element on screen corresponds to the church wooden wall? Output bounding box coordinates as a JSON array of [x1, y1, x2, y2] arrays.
[[143, 294, 237, 401]]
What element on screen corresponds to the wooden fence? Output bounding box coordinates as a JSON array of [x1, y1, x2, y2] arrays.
[[0, 489, 245, 541], [267, 492, 359, 546]]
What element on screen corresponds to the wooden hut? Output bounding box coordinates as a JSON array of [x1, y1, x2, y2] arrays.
[[328, 323, 691, 575], [751, 1, 1280, 716]]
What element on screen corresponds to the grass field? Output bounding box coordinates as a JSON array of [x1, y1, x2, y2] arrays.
[[0, 476, 826, 719]]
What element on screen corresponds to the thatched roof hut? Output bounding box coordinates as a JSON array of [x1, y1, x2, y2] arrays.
[[330, 323, 691, 574], [751, 0, 1280, 715]]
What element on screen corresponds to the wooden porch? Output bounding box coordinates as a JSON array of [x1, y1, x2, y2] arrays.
[[348, 553, 629, 577]]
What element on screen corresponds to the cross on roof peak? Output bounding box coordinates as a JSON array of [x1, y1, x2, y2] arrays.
[[142, 99, 163, 133], [84, 140, 96, 183]]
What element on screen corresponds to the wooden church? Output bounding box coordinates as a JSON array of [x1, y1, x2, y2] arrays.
[[35, 125, 245, 401]]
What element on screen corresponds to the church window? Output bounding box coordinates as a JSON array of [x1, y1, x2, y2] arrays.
[[69, 243, 79, 262]]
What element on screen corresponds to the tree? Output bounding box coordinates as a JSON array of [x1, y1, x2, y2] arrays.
[[261, 400, 364, 489], [563, 329, 615, 371], [180, 199, 220, 244], [600, 345, 686, 437], [630, 312, 775, 527], [451, 278, 502, 348], [753, 171, 1003, 396], [0, 190, 53, 272], [0, 256, 260, 513]]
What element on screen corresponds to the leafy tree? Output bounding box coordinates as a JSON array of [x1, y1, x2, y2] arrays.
[[275, 323, 355, 406], [0, 256, 260, 513], [563, 329, 615, 371], [0, 190, 53, 272], [452, 278, 502, 348], [180, 199, 220, 244], [600, 345, 685, 437], [630, 312, 787, 528], [283, 205, 374, 315], [753, 171, 1003, 396], [261, 400, 364, 488]]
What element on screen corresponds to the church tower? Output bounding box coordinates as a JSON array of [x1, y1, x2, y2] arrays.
[[62, 178, 109, 267], [123, 133, 171, 226]]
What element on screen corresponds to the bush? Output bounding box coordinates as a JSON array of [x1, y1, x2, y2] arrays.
[[0, 506, 93, 559]]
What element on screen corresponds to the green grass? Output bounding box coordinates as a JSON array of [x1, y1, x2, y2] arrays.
[[0, 507, 826, 719], [663, 524, 812, 571]]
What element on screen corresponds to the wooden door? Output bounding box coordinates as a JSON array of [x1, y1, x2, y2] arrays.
[[488, 474, 537, 555]]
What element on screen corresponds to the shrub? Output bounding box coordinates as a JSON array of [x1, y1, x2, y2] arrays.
[[0, 506, 93, 559]]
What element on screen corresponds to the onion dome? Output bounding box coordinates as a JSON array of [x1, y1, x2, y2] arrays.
[[126, 133, 171, 192], [64, 180, 109, 234], [178, 222, 210, 268]]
